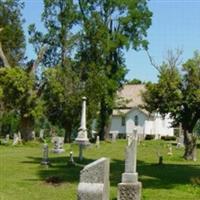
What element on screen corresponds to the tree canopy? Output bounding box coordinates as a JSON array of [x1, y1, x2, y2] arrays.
[[0, 67, 44, 140], [27, 0, 152, 141], [0, 0, 25, 67], [142, 50, 200, 160], [76, 0, 152, 139]]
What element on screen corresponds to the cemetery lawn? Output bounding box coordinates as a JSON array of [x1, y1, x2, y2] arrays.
[[0, 140, 200, 200]]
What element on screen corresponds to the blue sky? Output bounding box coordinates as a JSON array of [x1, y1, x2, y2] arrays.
[[22, 0, 200, 82]]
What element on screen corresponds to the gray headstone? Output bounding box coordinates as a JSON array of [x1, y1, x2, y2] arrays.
[[167, 145, 173, 156], [51, 136, 65, 153], [39, 129, 44, 139], [18, 131, 22, 141], [69, 151, 75, 164], [32, 131, 36, 140], [111, 132, 118, 142], [176, 135, 184, 148], [77, 157, 110, 200], [41, 143, 49, 165], [12, 133, 19, 145], [6, 134, 9, 141], [96, 136, 100, 148], [1, 134, 9, 144]]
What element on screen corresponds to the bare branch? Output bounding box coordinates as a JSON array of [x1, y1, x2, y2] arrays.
[[27, 46, 47, 73], [0, 42, 10, 68], [165, 48, 183, 69], [0, 28, 10, 67], [78, 0, 87, 22], [146, 50, 161, 72], [146, 48, 183, 72]]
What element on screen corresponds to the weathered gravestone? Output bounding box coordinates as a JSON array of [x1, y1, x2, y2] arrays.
[[176, 135, 184, 148], [2, 134, 9, 144], [12, 133, 18, 145], [31, 131, 36, 140], [167, 145, 173, 156], [111, 132, 118, 142], [118, 133, 142, 200], [39, 129, 44, 140], [41, 143, 50, 165], [69, 151, 75, 165], [51, 136, 65, 153], [77, 157, 110, 200], [96, 136, 100, 148], [12, 133, 22, 145]]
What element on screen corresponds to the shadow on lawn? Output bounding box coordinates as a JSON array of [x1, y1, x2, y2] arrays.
[[110, 159, 200, 190], [22, 156, 95, 184], [22, 155, 200, 190]]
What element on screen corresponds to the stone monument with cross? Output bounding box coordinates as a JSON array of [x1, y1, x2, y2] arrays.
[[118, 129, 142, 200], [75, 97, 89, 161]]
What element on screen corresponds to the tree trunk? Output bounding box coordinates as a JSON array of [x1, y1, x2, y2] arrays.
[[0, 41, 10, 67], [20, 116, 34, 141], [64, 122, 72, 143], [98, 99, 112, 141], [183, 130, 197, 161], [104, 114, 112, 140]]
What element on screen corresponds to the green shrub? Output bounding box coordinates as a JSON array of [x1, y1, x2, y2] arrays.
[[161, 135, 176, 141], [145, 134, 155, 140]]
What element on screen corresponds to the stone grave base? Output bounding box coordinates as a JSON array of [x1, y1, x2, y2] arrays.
[[51, 149, 65, 153], [78, 183, 104, 200], [41, 160, 50, 165], [117, 182, 142, 200]]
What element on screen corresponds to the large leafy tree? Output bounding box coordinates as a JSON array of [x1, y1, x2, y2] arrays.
[[42, 65, 83, 142], [28, 0, 78, 68], [143, 51, 200, 160], [77, 0, 152, 139], [29, 0, 152, 141], [29, 0, 83, 141], [0, 67, 44, 140], [0, 0, 25, 67]]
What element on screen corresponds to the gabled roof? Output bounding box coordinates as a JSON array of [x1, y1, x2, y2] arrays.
[[113, 84, 148, 116]]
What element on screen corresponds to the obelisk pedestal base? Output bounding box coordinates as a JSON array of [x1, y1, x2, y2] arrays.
[[117, 182, 142, 200]]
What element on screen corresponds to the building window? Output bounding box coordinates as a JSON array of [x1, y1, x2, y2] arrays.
[[121, 116, 126, 126], [134, 115, 139, 126]]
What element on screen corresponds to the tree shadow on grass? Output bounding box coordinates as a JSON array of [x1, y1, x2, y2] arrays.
[[22, 155, 200, 190], [22, 156, 95, 184], [110, 159, 200, 190]]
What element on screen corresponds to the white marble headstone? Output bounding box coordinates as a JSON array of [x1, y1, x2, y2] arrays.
[[13, 133, 19, 145], [39, 129, 44, 139], [51, 136, 65, 153]]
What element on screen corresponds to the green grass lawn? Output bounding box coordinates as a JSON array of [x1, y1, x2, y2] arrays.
[[0, 139, 200, 200]]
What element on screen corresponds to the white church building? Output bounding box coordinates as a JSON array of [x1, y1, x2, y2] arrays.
[[110, 84, 174, 139]]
